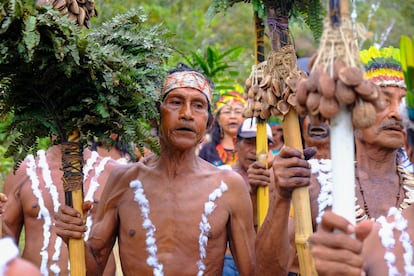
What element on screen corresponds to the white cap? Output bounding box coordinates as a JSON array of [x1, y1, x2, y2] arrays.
[[237, 117, 274, 143]]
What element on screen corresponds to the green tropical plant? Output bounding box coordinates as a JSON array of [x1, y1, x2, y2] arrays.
[[0, 0, 172, 169], [184, 45, 243, 105], [208, 0, 324, 41]]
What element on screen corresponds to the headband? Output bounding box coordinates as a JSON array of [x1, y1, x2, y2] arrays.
[[214, 91, 246, 114], [360, 46, 406, 89], [162, 71, 212, 103]]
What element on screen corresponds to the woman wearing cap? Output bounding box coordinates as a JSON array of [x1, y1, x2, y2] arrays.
[[199, 91, 246, 167]]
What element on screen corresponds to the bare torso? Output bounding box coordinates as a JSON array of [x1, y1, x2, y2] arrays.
[[88, 158, 256, 275], [363, 206, 414, 275]]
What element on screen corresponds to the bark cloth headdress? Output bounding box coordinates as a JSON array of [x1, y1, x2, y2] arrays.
[[162, 71, 213, 104]]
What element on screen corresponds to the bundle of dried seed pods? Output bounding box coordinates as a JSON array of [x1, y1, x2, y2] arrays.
[[296, 59, 383, 129]]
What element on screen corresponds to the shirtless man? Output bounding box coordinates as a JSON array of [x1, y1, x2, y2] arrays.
[[1, 144, 120, 275], [310, 99, 414, 276], [256, 46, 411, 275], [232, 117, 274, 229], [54, 64, 256, 275]]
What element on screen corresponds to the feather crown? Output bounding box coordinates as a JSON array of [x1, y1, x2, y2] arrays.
[[360, 46, 406, 89]]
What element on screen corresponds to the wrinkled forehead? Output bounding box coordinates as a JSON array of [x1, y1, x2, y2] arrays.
[[162, 71, 212, 104]]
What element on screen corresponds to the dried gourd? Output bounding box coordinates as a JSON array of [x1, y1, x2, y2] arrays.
[[354, 80, 378, 102], [296, 79, 309, 105], [319, 96, 340, 119], [306, 92, 321, 115], [336, 80, 357, 105], [318, 71, 336, 99], [352, 100, 376, 129], [338, 67, 364, 86]]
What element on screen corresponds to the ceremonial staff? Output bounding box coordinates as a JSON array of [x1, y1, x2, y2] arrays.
[[297, 0, 380, 227], [242, 2, 323, 274]]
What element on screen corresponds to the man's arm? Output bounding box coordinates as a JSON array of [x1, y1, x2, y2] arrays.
[[2, 168, 26, 240], [225, 171, 256, 276], [55, 166, 124, 275], [255, 146, 313, 275]]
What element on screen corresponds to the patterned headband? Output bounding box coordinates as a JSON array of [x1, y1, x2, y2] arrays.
[[214, 90, 246, 114], [360, 46, 406, 89], [162, 71, 212, 103]]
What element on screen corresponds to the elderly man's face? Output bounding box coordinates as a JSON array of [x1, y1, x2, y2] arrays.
[[356, 86, 406, 149], [301, 116, 331, 159], [237, 137, 258, 170], [159, 88, 210, 150]]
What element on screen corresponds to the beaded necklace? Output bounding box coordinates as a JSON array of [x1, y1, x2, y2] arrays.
[[356, 165, 402, 220], [314, 161, 414, 224], [355, 165, 414, 222]]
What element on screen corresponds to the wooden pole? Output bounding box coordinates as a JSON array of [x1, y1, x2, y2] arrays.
[[62, 131, 86, 276], [283, 109, 317, 275], [256, 122, 269, 227], [253, 10, 269, 228]]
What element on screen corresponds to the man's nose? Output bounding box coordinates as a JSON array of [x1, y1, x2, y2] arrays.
[[179, 102, 193, 119]]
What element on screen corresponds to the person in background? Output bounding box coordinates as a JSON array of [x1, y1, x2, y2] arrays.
[[256, 46, 411, 275], [268, 116, 284, 156], [233, 117, 274, 229], [309, 98, 414, 276], [0, 137, 131, 275], [199, 91, 246, 167], [222, 117, 274, 276]]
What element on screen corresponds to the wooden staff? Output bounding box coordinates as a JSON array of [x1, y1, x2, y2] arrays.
[[253, 10, 270, 228], [252, 6, 316, 272], [283, 109, 317, 275], [62, 131, 86, 276]]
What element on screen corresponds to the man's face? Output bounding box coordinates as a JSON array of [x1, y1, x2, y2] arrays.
[[237, 137, 258, 170], [270, 125, 283, 149], [356, 86, 406, 149], [301, 116, 331, 159], [159, 87, 210, 150]]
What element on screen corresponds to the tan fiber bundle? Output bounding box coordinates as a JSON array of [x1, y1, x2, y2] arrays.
[[243, 45, 307, 121]]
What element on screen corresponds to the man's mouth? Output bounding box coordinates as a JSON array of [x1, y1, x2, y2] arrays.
[[307, 123, 330, 139], [176, 127, 194, 132], [380, 121, 404, 132]]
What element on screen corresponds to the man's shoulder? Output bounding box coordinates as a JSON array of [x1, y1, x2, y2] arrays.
[[215, 167, 248, 192]]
